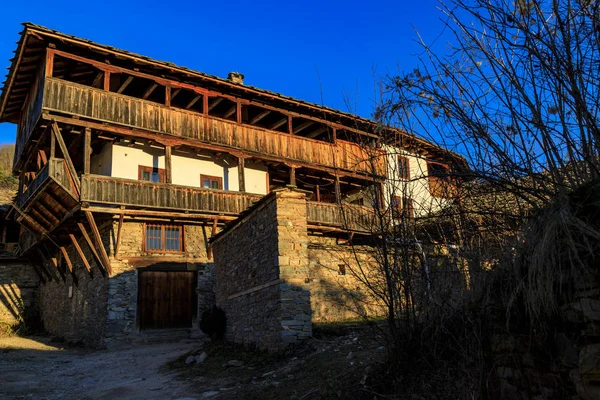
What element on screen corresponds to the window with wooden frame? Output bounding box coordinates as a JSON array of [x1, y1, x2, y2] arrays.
[[200, 174, 223, 190], [144, 223, 184, 253], [138, 166, 165, 183], [397, 156, 410, 180], [391, 196, 414, 219], [427, 161, 452, 198]]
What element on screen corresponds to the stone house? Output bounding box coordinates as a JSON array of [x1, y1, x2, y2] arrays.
[[0, 23, 465, 347]]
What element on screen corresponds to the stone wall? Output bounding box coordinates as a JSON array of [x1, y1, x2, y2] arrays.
[[39, 226, 110, 347], [0, 258, 39, 328], [38, 219, 214, 347], [308, 237, 384, 322], [213, 188, 312, 350]]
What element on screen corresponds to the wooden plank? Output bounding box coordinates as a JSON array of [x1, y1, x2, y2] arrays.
[[51, 122, 80, 193], [69, 233, 92, 275], [116, 76, 134, 94], [77, 222, 104, 274], [165, 145, 172, 184], [238, 157, 245, 192], [84, 211, 113, 275], [83, 128, 91, 174], [59, 246, 74, 273], [115, 213, 124, 258]]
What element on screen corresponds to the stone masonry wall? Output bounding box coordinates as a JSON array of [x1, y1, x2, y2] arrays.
[[39, 225, 110, 347], [213, 188, 313, 350], [0, 258, 39, 327], [308, 237, 385, 322]]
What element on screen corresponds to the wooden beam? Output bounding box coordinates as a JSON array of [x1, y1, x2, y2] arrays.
[[45, 50, 54, 77], [81, 206, 239, 221], [165, 145, 172, 184], [35, 248, 61, 281], [51, 122, 80, 193], [35, 202, 60, 225], [83, 128, 91, 175], [91, 71, 103, 88], [238, 157, 245, 192], [208, 97, 223, 111], [236, 102, 242, 124], [59, 246, 74, 273], [103, 71, 111, 91], [269, 117, 287, 130], [335, 175, 341, 204], [249, 110, 270, 125], [293, 121, 314, 135], [36, 150, 47, 170], [84, 211, 113, 275], [287, 116, 293, 134], [170, 88, 181, 102], [306, 125, 328, 139], [186, 94, 202, 110], [223, 106, 237, 119], [115, 214, 124, 259], [290, 166, 296, 186], [142, 83, 158, 100], [50, 126, 56, 158], [316, 184, 321, 202], [69, 233, 93, 276], [116, 76, 134, 94], [165, 86, 171, 107], [77, 222, 104, 274]]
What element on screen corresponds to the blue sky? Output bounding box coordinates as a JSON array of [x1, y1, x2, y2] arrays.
[[0, 0, 451, 145]]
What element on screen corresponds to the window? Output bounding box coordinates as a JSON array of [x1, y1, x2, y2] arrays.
[[200, 174, 223, 189], [138, 166, 165, 183], [391, 196, 414, 219], [144, 224, 183, 252], [397, 156, 410, 179], [427, 161, 453, 198]]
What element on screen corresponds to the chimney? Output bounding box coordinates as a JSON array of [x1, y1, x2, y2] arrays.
[[227, 71, 244, 85]]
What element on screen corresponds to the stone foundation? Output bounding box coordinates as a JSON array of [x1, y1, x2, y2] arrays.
[[0, 258, 40, 328]]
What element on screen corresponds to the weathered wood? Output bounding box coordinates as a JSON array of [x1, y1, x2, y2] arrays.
[[306, 201, 373, 233], [186, 94, 201, 110], [238, 157, 245, 192], [290, 167, 296, 186], [84, 211, 113, 275], [116, 76, 133, 94], [165, 145, 172, 184], [59, 246, 73, 273], [83, 128, 91, 174], [250, 110, 270, 125], [103, 71, 110, 91], [115, 214, 124, 258], [77, 222, 106, 275], [142, 83, 158, 99], [69, 233, 92, 275], [51, 122, 80, 193]]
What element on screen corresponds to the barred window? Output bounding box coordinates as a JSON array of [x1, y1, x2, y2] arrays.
[[144, 224, 183, 252], [397, 156, 410, 179], [139, 166, 165, 183]]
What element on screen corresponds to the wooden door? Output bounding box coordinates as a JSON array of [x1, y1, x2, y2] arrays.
[[138, 271, 197, 330]]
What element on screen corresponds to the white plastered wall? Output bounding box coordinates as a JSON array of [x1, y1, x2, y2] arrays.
[[384, 145, 449, 217], [89, 140, 268, 195]]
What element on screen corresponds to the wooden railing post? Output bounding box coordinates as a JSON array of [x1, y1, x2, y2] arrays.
[[238, 157, 245, 192], [165, 145, 172, 184], [83, 128, 91, 175]]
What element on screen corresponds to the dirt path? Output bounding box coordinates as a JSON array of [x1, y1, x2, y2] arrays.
[[0, 336, 202, 400]]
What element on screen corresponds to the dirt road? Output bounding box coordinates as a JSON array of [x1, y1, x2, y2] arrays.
[[0, 336, 203, 400]]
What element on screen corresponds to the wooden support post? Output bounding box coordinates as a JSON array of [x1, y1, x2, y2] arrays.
[[238, 157, 245, 192], [83, 128, 91, 175], [335, 175, 341, 204], [165, 86, 171, 107], [165, 145, 172, 184], [69, 233, 93, 276], [84, 211, 113, 275], [29, 262, 46, 284], [288, 116, 293, 134], [207, 218, 218, 260], [116, 76, 134, 94], [202, 95, 209, 114], [59, 246, 74, 273], [52, 122, 80, 193], [45, 50, 54, 77], [316, 184, 321, 202], [115, 214, 124, 258], [332, 128, 337, 143], [77, 222, 104, 274], [290, 166, 296, 187], [18, 171, 24, 199], [103, 71, 111, 91], [236, 102, 242, 124], [35, 248, 59, 281], [50, 127, 56, 158]]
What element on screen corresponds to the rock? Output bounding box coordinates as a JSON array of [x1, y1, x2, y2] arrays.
[[195, 352, 208, 363], [227, 360, 244, 367], [185, 355, 195, 365], [202, 392, 219, 398], [346, 351, 354, 360]]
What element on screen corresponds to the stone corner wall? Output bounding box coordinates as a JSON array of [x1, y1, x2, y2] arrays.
[[213, 188, 313, 350], [0, 258, 40, 327]]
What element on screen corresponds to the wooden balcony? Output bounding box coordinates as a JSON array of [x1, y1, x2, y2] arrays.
[[16, 158, 79, 246], [42, 77, 386, 177], [306, 201, 374, 233], [80, 175, 264, 215]]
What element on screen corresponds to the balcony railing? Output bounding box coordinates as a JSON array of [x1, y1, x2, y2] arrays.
[[306, 201, 374, 233], [18, 158, 72, 208], [42, 77, 386, 177], [80, 174, 264, 215]]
